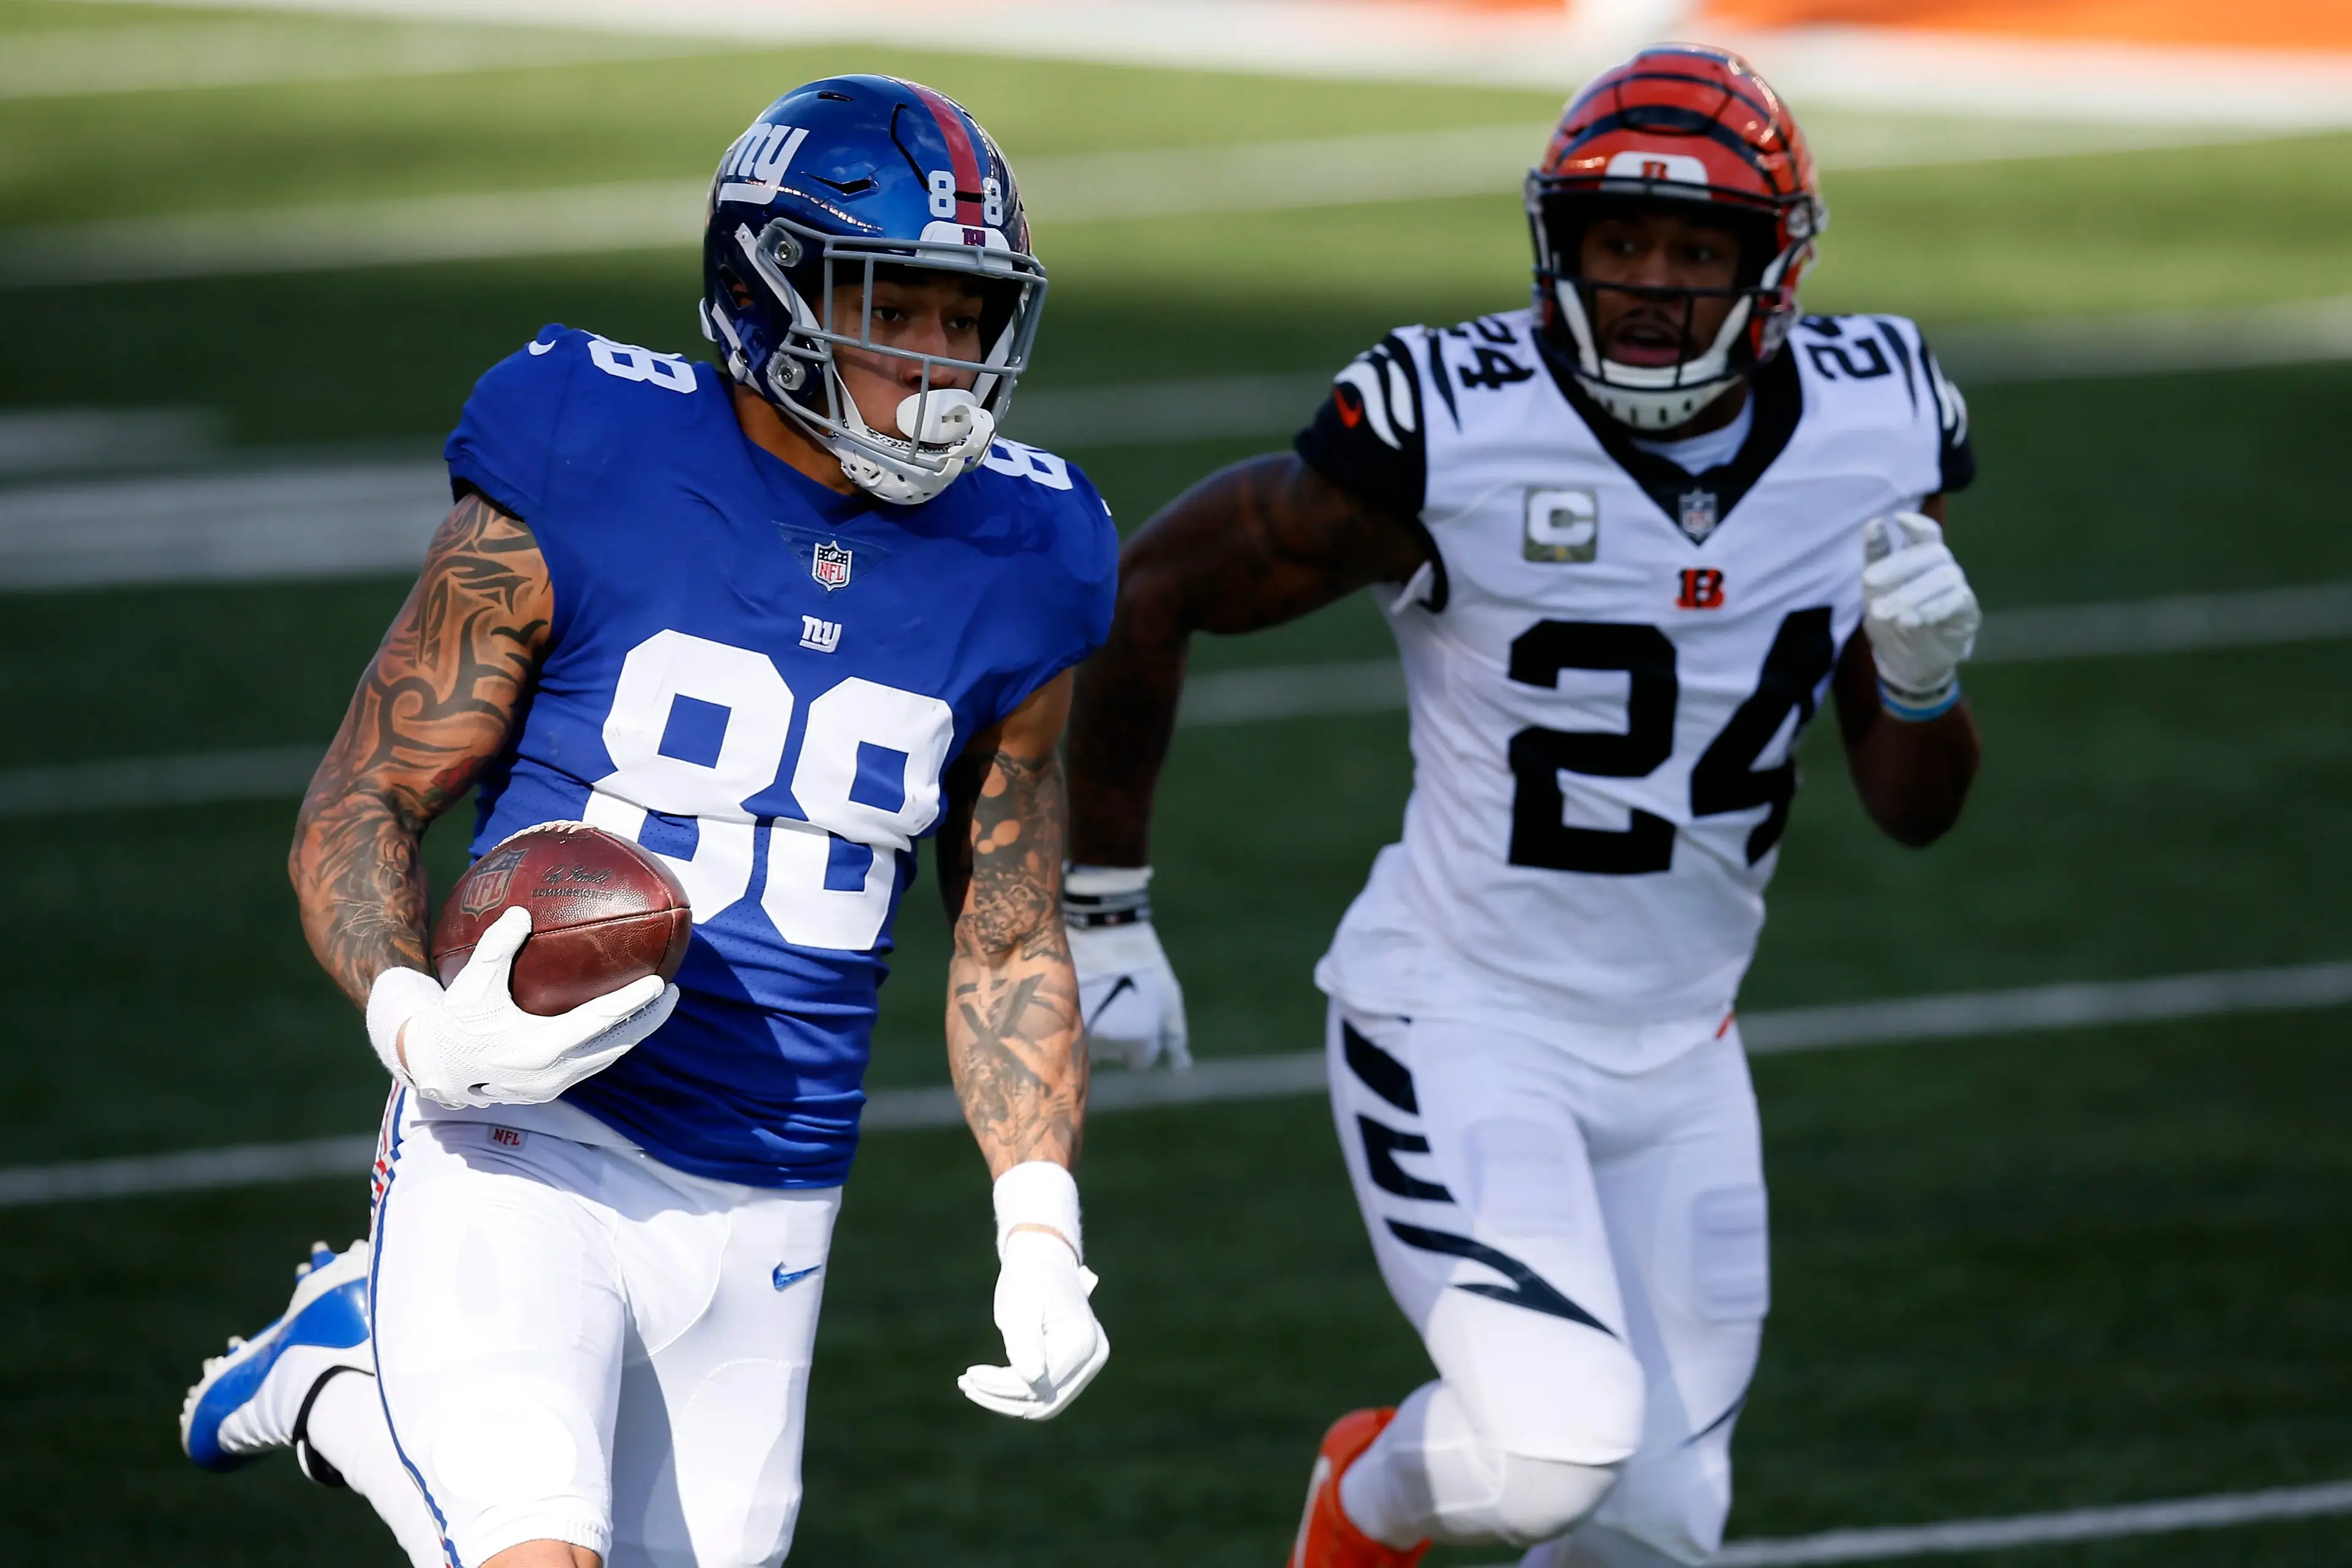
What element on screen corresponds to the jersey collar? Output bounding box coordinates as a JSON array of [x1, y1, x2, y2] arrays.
[[1539, 339, 1803, 546]]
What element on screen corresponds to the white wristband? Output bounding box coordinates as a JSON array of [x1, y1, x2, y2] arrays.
[[1063, 865, 1152, 897], [364, 967, 442, 1085], [992, 1159, 1082, 1262]]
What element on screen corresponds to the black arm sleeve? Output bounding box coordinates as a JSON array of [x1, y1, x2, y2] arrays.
[[1292, 331, 1430, 518], [1920, 336, 1977, 494]]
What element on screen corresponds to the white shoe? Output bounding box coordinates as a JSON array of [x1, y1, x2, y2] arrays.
[[181, 1239, 372, 1476]]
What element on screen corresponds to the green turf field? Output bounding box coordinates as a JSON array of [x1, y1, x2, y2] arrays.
[[1, 2, 2348, 1562]]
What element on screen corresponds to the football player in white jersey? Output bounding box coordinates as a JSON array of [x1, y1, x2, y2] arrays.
[[1063, 44, 1982, 1568]]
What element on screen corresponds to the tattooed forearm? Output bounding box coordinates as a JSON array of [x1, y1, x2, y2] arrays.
[[946, 744, 1086, 1176], [289, 493, 552, 1006], [1067, 452, 1426, 865]]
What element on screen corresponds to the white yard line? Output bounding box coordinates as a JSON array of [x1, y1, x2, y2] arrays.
[[2, 959, 2345, 1208], [6, 300, 2351, 594], [0, 745, 323, 819], [0, 408, 221, 479], [0, 183, 704, 290], [0, 460, 450, 591], [1714, 1477, 2352, 1563], [1178, 579, 2352, 726], [1, 124, 2334, 289], [0, 21, 724, 99], [1527, 1477, 2352, 1567], [1934, 297, 2352, 384], [0, 1136, 375, 1208], [1017, 372, 1337, 449], [1, 579, 2348, 817], [1970, 580, 2352, 662], [1735, 962, 2352, 1056], [1717, 1477, 2352, 1564]]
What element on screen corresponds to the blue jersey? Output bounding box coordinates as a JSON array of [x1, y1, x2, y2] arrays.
[[444, 326, 1115, 1188]]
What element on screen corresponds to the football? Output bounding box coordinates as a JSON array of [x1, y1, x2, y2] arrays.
[[431, 822, 692, 1017]]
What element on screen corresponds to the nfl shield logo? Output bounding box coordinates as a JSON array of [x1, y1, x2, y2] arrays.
[[812, 539, 853, 591], [459, 846, 527, 917], [1676, 489, 1719, 545]]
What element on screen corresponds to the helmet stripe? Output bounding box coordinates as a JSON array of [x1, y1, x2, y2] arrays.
[[1612, 67, 1787, 129], [1553, 111, 1801, 195], [905, 81, 987, 227]]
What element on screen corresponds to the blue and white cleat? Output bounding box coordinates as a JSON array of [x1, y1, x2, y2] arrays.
[[181, 1238, 372, 1477]]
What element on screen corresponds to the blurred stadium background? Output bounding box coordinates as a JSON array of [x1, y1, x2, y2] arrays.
[[1, 0, 2348, 1561]]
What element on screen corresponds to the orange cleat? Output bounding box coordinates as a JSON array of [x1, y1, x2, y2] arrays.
[[1287, 1407, 1431, 1568]]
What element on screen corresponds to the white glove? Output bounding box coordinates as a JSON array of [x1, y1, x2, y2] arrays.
[[957, 1162, 1109, 1422], [1063, 865, 1191, 1072], [1862, 511, 1981, 717], [365, 907, 677, 1109]]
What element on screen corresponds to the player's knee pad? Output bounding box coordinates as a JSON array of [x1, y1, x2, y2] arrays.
[[1517, 1438, 1732, 1566], [1480, 1452, 1620, 1547], [1425, 1293, 1647, 1465]]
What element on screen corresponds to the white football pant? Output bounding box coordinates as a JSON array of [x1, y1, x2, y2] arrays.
[[1327, 1005, 1768, 1563], [367, 1088, 840, 1567]]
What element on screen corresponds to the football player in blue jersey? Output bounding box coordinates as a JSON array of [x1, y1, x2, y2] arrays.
[[179, 77, 1117, 1568]]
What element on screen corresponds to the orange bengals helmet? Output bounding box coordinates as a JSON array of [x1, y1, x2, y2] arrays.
[[1526, 43, 1825, 431]]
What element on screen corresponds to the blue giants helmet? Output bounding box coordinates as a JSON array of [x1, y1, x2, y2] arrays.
[[698, 77, 1047, 505]]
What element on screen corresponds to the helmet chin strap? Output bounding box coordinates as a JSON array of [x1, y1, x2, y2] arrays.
[[1554, 279, 1755, 431], [1582, 363, 1746, 431], [1548, 222, 1811, 433]]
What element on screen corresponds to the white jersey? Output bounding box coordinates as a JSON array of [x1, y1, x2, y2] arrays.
[[1305, 308, 1973, 1065]]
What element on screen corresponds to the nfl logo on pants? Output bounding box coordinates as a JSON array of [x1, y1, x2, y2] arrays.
[[812, 540, 853, 590]]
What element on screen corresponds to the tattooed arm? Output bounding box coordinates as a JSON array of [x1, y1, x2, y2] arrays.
[[1066, 454, 1427, 865], [945, 670, 1087, 1177], [290, 492, 552, 1006]]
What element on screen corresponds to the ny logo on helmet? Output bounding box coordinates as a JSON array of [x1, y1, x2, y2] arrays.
[[812, 540, 853, 590]]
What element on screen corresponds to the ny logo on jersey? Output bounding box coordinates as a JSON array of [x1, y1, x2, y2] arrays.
[[811, 540, 853, 590], [1677, 568, 1726, 611], [1677, 489, 1720, 544], [1524, 488, 1599, 563], [800, 615, 842, 653]]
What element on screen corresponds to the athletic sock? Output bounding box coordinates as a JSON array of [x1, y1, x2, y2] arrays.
[[1340, 1382, 1456, 1547], [300, 1368, 450, 1568], [1340, 1381, 1615, 1548]]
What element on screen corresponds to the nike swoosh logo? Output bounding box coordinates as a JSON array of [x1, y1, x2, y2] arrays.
[[1085, 973, 1137, 1031], [772, 1263, 821, 1292], [527, 339, 555, 356]]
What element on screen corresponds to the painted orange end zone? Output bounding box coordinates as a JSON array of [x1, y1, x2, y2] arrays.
[[1696, 0, 2352, 53]]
